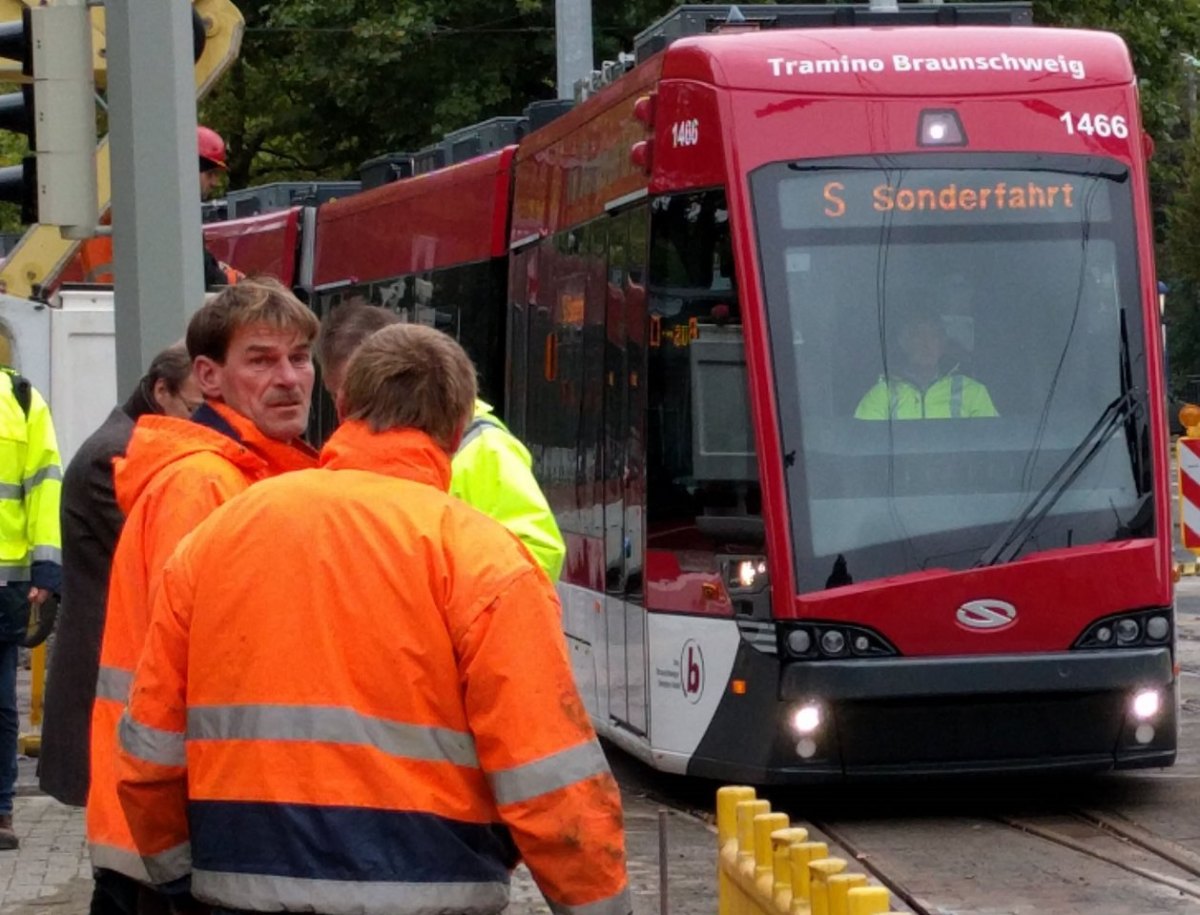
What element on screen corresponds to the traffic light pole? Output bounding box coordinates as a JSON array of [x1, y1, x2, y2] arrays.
[[106, 0, 204, 395]]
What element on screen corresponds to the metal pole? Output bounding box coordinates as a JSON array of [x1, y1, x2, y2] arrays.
[[658, 808, 669, 915], [106, 0, 204, 396], [555, 0, 594, 100]]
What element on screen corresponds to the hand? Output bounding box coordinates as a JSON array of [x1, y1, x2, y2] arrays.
[[26, 587, 50, 608]]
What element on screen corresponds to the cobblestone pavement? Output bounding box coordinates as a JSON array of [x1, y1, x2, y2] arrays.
[[0, 795, 92, 914], [1, 647, 716, 915], [0, 790, 714, 914]]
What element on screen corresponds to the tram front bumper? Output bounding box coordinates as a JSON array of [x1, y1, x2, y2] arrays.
[[779, 648, 1176, 777]]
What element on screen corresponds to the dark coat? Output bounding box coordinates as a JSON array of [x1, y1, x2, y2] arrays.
[[38, 385, 158, 806]]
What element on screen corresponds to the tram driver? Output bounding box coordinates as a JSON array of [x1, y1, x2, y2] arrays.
[[854, 293, 998, 421]]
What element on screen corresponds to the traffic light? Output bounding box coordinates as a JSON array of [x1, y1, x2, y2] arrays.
[[0, 1, 97, 234]]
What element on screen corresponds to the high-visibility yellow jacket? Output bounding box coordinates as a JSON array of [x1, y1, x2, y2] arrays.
[[0, 370, 61, 591], [115, 421, 630, 915], [855, 371, 998, 420], [87, 401, 317, 882], [452, 400, 565, 581]]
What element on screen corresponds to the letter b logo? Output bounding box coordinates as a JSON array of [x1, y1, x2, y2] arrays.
[[681, 639, 704, 704]]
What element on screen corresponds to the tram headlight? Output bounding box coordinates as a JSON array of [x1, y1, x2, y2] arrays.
[[1073, 609, 1173, 650], [820, 630, 846, 656], [1146, 616, 1170, 641], [783, 623, 898, 660], [1131, 689, 1162, 721], [790, 703, 822, 735], [1115, 618, 1141, 645], [786, 629, 812, 656], [918, 109, 967, 147]]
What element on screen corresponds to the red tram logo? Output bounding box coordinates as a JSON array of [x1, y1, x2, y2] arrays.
[[955, 599, 1018, 631], [681, 639, 705, 703]]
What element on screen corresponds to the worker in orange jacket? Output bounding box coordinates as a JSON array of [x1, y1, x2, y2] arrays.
[[115, 324, 630, 915], [88, 278, 318, 915]]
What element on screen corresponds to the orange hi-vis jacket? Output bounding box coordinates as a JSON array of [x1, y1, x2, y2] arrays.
[[115, 421, 631, 915], [88, 401, 317, 882]]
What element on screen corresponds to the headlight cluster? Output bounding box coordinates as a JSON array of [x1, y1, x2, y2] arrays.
[[1074, 609, 1172, 650], [782, 622, 897, 660]]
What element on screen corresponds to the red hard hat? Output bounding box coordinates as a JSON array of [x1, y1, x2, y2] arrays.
[[197, 125, 227, 170]]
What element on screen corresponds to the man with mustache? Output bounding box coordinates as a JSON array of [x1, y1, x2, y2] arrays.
[[87, 278, 319, 915]]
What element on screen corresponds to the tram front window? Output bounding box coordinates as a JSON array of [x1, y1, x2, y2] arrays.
[[752, 158, 1154, 593]]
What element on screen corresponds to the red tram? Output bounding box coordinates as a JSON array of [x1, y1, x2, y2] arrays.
[[207, 3, 1177, 781]]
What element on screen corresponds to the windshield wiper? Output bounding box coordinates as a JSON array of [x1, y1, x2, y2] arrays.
[[975, 388, 1140, 568]]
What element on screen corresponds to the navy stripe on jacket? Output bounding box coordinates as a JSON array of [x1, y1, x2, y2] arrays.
[[189, 801, 520, 884]]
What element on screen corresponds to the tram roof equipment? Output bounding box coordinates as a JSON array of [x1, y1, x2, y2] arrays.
[[634, 3, 1034, 62]]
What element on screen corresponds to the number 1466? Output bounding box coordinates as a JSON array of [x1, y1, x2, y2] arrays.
[[1059, 112, 1129, 139]]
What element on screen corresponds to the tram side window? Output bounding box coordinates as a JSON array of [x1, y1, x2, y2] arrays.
[[646, 190, 762, 550], [309, 286, 384, 445]]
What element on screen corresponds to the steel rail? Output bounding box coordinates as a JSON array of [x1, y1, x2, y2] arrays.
[[998, 814, 1200, 901], [807, 818, 934, 915], [1073, 808, 1200, 879]]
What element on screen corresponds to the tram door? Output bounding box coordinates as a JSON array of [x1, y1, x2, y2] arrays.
[[603, 209, 648, 735]]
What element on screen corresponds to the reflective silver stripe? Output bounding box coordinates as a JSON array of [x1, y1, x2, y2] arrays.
[[193, 870, 510, 915], [489, 739, 610, 806], [950, 375, 963, 418], [24, 465, 62, 488], [143, 841, 192, 885], [456, 416, 495, 455], [0, 482, 20, 500], [119, 711, 185, 766], [89, 842, 151, 882], [95, 666, 132, 702], [187, 705, 478, 767], [89, 841, 190, 885], [31, 544, 61, 564], [548, 886, 633, 915], [0, 562, 31, 578]]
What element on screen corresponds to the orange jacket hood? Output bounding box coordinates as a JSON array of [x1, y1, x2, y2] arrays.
[[114, 402, 317, 514], [319, 420, 452, 492]]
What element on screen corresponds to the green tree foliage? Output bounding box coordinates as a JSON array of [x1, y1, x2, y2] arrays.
[[200, 0, 682, 188]]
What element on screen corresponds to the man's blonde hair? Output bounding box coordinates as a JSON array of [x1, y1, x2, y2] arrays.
[[341, 323, 476, 449], [187, 276, 319, 363]]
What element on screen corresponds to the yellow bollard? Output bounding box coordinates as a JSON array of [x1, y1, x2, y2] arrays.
[[18, 642, 46, 757], [788, 841, 829, 912], [828, 873, 869, 915], [754, 812, 790, 897], [809, 858, 847, 915], [718, 787, 757, 845], [847, 886, 893, 915], [717, 787, 756, 915], [30, 642, 44, 728], [737, 799, 770, 880], [771, 827, 809, 910]]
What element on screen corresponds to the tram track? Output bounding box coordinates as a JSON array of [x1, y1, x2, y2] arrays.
[[803, 807, 1200, 913], [806, 817, 934, 915], [996, 812, 1200, 902]]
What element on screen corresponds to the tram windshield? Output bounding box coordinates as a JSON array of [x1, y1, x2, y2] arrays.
[[750, 156, 1154, 593]]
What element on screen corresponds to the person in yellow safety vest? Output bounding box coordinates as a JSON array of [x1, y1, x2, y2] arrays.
[[855, 300, 998, 420], [317, 303, 566, 580], [0, 322, 61, 851]]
